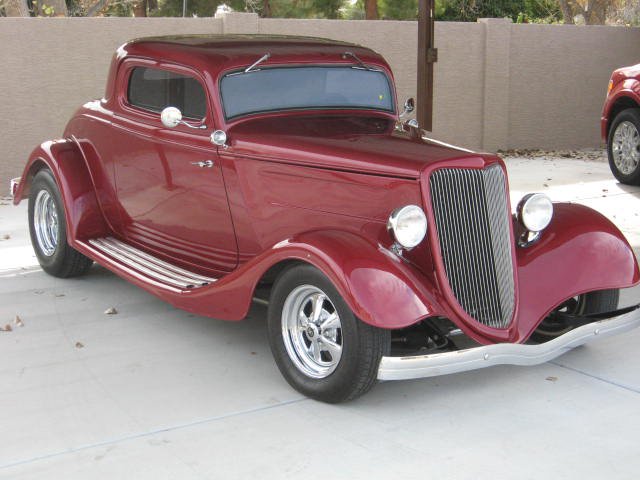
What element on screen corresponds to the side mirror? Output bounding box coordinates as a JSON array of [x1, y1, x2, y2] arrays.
[[160, 106, 206, 130], [400, 98, 415, 119], [211, 130, 228, 148], [161, 107, 183, 128]]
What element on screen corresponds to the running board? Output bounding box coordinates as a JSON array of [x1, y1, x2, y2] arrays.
[[88, 237, 217, 290]]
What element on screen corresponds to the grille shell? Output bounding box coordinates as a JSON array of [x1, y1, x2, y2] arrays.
[[429, 165, 515, 329]]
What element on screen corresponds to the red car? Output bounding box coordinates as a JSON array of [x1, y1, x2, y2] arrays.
[[602, 63, 640, 184], [11, 36, 640, 403]]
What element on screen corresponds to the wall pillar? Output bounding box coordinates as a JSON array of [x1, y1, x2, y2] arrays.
[[478, 18, 512, 152], [215, 11, 259, 34]]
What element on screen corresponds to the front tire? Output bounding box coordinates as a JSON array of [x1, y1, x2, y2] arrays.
[[532, 289, 619, 342], [607, 108, 640, 185], [28, 169, 93, 278], [267, 264, 390, 403]]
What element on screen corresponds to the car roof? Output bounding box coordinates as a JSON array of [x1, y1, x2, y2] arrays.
[[119, 35, 390, 77]]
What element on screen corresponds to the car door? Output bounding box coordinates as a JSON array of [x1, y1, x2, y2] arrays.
[[111, 60, 238, 276]]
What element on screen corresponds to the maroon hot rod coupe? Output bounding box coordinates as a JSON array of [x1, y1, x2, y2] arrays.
[[11, 36, 640, 403], [602, 62, 640, 185]]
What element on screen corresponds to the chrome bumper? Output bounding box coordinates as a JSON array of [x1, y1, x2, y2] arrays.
[[377, 307, 640, 381], [9, 177, 20, 198]]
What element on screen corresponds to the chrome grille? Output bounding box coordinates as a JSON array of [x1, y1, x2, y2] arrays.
[[429, 165, 515, 329]]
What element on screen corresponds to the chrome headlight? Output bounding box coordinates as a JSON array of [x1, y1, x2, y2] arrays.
[[387, 205, 427, 249], [517, 193, 553, 232]]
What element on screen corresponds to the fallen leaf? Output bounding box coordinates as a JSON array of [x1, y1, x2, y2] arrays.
[[75, 341, 84, 349], [1, 234, 9, 240], [1, 324, 12, 332], [545, 376, 558, 382], [14, 316, 24, 327], [543, 183, 549, 187], [250, 351, 257, 355], [104, 307, 118, 315]]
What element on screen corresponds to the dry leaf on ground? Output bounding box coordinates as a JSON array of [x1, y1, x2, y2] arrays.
[[1, 324, 13, 332], [75, 341, 84, 349]]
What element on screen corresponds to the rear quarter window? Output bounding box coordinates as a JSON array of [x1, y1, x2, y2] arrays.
[[127, 67, 207, 120]]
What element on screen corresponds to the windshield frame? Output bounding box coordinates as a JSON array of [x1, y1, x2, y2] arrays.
[[218, 64, 397, 122]]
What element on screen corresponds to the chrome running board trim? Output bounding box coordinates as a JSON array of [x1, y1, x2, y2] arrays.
[[100, 237, 216, 283], [89, 237, 217, 290], [377, 307, 640, 381]]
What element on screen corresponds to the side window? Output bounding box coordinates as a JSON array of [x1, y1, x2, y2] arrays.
[[127, 67, 207, 120]]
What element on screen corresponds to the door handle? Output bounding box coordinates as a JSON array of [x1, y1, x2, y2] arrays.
[[191, 160, 214, 168]]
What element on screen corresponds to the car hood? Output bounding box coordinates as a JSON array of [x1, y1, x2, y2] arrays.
[[225, 115, 494, 178]]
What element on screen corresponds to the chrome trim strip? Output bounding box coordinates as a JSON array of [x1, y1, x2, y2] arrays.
[[88, 238, 216, 289], [100, 238, 210, 287], [90, 239, 195, 289], [78, 240, 182, 293], [377, 308, 640, 381], [420, 134, 475, 153], [102, 237, 216, 284]]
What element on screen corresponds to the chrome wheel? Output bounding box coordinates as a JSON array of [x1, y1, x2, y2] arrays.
[[33, 190, 59, 257], [281, 285, 343, 379], [612, 120, 640, 175]]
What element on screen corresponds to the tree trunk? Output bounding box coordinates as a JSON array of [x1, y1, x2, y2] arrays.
[[584, 0, 608, 25], [4, 0, 30, 16], [261, 0, 271, 18], [365, 0, 378, 20], [558, 0, 575, 24], [49, 0, 68, 16], [133, 0, 147, 17]]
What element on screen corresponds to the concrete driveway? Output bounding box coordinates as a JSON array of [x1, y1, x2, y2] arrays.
[[1, 152, 639, 479]]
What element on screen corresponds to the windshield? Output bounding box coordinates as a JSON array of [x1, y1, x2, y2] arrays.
[[220, 66, 394, 120]]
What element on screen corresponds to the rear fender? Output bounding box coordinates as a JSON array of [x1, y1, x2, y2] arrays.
[[516, 202, 640, 341], [12, 140, 109, 242]]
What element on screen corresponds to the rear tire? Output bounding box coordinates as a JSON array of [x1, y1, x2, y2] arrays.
[[532, 289, 619, 342], [267, 264, 390, 403], [28, 169, 93, 278], [607, 108, 640, 185]]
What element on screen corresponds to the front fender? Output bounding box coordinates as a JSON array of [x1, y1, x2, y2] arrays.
[[165, 230, 441, 328], [601, 83, 640, 139], [516, 202, 639, 341], [12, 139, 108, 242]]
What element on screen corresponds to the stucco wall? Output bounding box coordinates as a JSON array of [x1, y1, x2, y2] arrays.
[[0, 14, 639, 184], [508, 24, 640, 150]]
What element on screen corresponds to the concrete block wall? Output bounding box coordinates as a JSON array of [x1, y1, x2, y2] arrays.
[[0, 13, 639, 183]]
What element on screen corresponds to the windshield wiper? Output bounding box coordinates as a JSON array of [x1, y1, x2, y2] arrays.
[[245, 53, 271, 73], [341, 52, 381, 72]]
